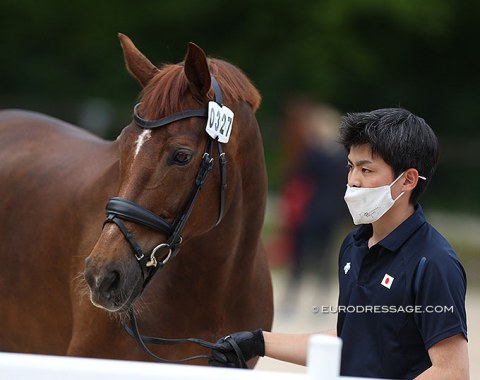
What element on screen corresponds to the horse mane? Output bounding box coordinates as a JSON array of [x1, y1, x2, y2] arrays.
[[139, 58, 261, 120]]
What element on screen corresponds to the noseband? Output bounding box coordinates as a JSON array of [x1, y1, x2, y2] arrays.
[[104, 77, 227, 287]]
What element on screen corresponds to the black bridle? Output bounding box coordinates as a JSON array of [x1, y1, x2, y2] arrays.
[[104, 76, 227, 287], [102, 77, 246, 365]]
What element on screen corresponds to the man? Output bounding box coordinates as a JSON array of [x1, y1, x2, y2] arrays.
[[209, 108, 469, 379]]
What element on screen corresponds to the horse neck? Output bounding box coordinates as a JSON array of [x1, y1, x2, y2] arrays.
[[178, 107, 267, 274], [75, 140, 120, 202], [70, 140, 120, 256]]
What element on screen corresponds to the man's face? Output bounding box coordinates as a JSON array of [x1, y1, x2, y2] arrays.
[[346, 144, 404, 199]]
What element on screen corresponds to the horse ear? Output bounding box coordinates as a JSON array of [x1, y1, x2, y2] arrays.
[[184, 42, 211, 97], [118, 33, 159, 87]]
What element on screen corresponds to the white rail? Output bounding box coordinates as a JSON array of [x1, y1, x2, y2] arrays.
[[0, 335, 375, 380]]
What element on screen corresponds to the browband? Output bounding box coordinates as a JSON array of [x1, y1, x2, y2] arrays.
[[133, 106, 208, 129], [133, 76, 223, 129]]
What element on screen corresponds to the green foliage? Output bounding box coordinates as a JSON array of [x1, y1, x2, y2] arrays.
[[1, 0, 479, 212]]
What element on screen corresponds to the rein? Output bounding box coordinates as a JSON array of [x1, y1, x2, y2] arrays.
[[102, 77, 240, 364], [123, 311, 248, 368]]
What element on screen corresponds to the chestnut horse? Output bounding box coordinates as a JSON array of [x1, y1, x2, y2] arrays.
[[0, 34, 273, 366]]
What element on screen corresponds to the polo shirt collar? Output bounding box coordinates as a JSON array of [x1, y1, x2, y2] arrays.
[[352, 204, 427, 252]]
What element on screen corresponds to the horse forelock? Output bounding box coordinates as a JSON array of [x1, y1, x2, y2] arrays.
[[138, 58, 261, 120]]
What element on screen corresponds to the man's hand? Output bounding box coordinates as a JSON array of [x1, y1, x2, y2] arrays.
[[209, 329, 265, 368]]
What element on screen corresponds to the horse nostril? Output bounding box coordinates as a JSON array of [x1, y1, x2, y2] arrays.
[[99, 270, 121, 299]]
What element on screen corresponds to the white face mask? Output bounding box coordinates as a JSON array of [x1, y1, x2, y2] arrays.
[[344, 172, 426, 225]]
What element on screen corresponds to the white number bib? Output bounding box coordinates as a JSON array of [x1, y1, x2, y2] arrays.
[[205, 101, 234, 143]]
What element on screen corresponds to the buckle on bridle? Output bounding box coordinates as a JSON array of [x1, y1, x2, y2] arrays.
[[146, 243, 172, 268], [195, 153, 214, 187]]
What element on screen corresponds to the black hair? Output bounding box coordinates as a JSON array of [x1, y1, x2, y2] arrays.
[[339, 108, 439, 204]]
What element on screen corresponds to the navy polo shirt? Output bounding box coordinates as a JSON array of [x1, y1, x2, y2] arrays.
[[337, 204, 467, 379]]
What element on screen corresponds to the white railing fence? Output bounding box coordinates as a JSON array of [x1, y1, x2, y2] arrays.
[[0, 335, 375, 380]]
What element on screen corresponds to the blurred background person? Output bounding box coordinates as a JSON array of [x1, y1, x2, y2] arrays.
[[268, 98, 349, 311]]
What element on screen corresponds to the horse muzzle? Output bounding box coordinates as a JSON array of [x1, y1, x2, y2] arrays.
[[83, 255, 143, 312]]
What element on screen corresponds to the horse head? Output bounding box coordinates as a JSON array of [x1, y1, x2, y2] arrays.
[[84, 34, 264, 313]]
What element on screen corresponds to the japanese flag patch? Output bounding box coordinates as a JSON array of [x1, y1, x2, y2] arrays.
[[381, 274, 394, 289]]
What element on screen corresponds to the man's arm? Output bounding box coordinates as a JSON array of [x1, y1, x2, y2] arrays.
[[263, 329, 337, 366], [415, 333, 469, 379], [209, 329, 337, 368]]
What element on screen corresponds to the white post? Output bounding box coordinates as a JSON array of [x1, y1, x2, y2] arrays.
[[306, 335, 342, 380]]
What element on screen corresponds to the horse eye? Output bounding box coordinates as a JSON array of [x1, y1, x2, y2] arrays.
[[171, 150, 192, 165]]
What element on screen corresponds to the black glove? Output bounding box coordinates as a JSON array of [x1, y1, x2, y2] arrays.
[[209, 329, 265, 369]]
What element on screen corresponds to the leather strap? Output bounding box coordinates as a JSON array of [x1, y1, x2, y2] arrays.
[[124, 311, 248, 367], [164, 139, 214, 254], [104, 214, 145, 261], [134, 105, 208, 129], [224, 336, 248, 369], [124, 311, 216, 363], [106, 197, 174, 235], [211, 76, 224, 105], [132, 76, 222, 130], [216, 141, 227, 226]]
